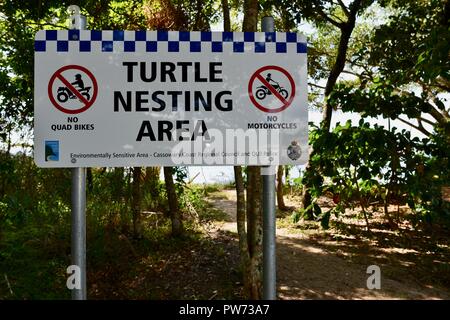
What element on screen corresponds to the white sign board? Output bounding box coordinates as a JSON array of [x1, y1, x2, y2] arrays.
[[34, 30, 308, 167]]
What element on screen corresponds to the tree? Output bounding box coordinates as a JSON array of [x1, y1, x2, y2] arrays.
[[0, 1, 154, 242], [144, 0, 221, 31], [294, 0, 449, 226], [131, 167, 143, 238], [233, 166, 252, 295], [219, 0, 263, 299], [277, 166, 288, 211], [163, 166, 184, 237], [230, 0, 264, 300], [221, 0, 231, 31], [0, 1, 150, 148], [279, 0, 375, 214], [143, 166, 162, 211], [243, 0, 259, 32], [329, 0, 449, 136], [326, 0, 450, 222]]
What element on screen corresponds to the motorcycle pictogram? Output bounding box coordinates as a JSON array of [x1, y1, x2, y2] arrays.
[[255, 73, 289, 100]]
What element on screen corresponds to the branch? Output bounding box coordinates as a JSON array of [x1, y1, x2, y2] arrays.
[[397, 117, 431, 137], [337, 0, 350, 17], [436, 76, 450, 92], [428, 101, 449, 125], [418, 116, 435, 126], [27, 22, 68, 29], [4, 274, 13, 296], [349, 0, 364, 17], [416, 118, 432, 136], [420, 82, 449, 112], [400, 86, 448, 127], [330, 12, 346, 24], [427, 82, 450, 92], [341, 69, 361, 77], [308, 82, 326, 90], [314, 3, 344, 28]]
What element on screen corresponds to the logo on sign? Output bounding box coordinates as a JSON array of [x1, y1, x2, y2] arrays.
[[248, 65, 296, 113], [287, 140, 301, 160], [48, 65, 98, 114], [45, 140, 59, 161]]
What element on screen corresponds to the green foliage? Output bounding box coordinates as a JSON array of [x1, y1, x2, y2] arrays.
[[0, 224, 71, 299], [0, 153, 220, 298], [319, 209, 331, 229], [0, 0, 150, 143], [315, 0, 450, 228], [291, 199, 322, 222], [291, 209, 302, 224], [329, 82, 433, 121], [372, 0, 449, 86], [304, 120, 450, 228], [0, 153, 71, 227], [328, 0, 449, 135]]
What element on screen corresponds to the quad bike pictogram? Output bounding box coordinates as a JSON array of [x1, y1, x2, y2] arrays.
[[56, 73, 92, 103], [57, 86, 92, 102]]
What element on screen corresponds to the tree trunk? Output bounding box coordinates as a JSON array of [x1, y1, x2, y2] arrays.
[[143, 166, 161, 210], [302, 7, 359, 215], [277, 165, 288, 211], [321, 24, 354, 131], [163, 166, 183, 237], [240, 0, 262, 299], [227, 0, 257, 297], [111, 167, 128, 232], [222, 0, 231, 32], [246, 166, 263, 299], [246, 167, 262, 259], [86, 168, 93, 192], [132, 167, 143, 238], [145, 1, 188, 238], [234, 166, 251, 295], [242, 0, 258, 32]]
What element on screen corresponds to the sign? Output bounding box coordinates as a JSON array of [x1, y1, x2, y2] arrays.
[[48, 65, 98, 114], [34, 30, 308, 167], [248, 65, 295, 113]]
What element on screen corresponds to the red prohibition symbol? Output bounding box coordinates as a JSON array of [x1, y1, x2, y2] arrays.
[[248, 65, 296, 113], [48, 65, 98, 114]]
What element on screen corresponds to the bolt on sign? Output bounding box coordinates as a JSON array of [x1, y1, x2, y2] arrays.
[[34, 30, 308, 167]]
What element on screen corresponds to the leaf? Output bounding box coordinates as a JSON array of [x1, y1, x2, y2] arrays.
[[319, 210, 331, 229], [313, 203, 322, 217]]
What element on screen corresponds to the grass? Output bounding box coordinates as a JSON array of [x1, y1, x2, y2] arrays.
[[276, 206, 322, 236], [201, 202, 230, 222], [0, 186, 240, 300], [0, 224, 71, 299]]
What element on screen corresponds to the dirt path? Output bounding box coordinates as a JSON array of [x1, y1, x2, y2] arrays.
[[207, 189, 450, 300]]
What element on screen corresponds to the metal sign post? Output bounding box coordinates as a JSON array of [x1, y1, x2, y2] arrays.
[[261, 16, 277, 300], [68, 5, 87, 301], [262, 164, 277, 300]]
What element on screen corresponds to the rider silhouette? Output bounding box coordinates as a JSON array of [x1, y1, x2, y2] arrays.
[[69, 73, 84, 98], [265, 73, 279, 88], [70, 74, 85, 97]]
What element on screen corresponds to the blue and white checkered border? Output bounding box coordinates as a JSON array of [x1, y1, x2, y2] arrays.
[[35, 30, 307, 54]]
